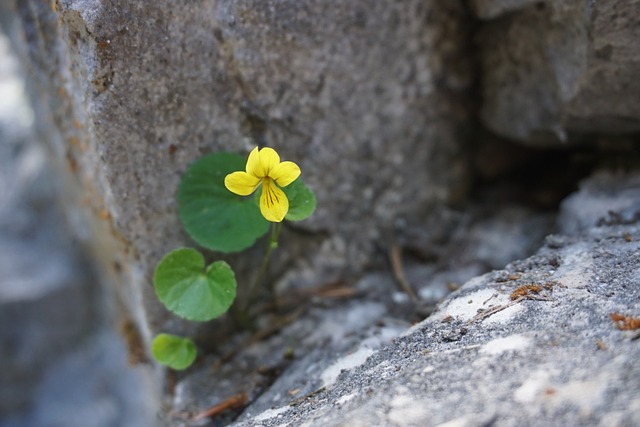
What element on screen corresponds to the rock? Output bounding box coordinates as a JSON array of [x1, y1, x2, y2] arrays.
[[477, 0, 640, 145], [558, 171, 640, 235], [2, 330, 160, 427], [0, 32, 95, 414], [1, 0, 474, 348], [0, 33, 158, 426], [168, 275, 413, 426], [226, 173, 640, 426], [470, 0, 540, 19], [162, 200, 554, 425]]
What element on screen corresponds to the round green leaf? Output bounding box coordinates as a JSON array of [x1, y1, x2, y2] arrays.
[[152, 333, 197, 370], [283, 179, 316, 221], [154, 248, 237, 321], [178, 152, 269, 253]]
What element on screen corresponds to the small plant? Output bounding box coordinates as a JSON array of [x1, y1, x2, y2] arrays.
[[151, 147, 316, 370]]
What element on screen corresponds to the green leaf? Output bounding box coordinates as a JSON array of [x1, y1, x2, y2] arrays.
[[152, 333, 197, 370], [283, 179, 316, 221], [178, 152, 269, 253], [154, 248, 237, 321]]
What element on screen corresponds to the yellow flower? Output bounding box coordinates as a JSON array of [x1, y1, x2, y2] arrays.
[[224, 147, 301, 222]]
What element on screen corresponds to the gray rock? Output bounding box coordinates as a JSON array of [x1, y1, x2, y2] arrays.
[[167, 275, 412, 427], [470, 0, 540, 19], [0, 33, 95, 414], [162, 201, 554, 426], [1, 0, 474, 348], [477, 0, 640, 145], [43, 337, 156, 427], [558, 171, 640, 235], [226, 173, 640, 426], [2, 330, 160, 427], [0, 33, 158, 426]]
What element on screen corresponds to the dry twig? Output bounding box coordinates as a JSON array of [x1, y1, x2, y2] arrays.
[[390, 243, 418, 301], [193, 393, 248, 421]]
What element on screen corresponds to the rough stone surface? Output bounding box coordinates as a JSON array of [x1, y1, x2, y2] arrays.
[[471, 0, 539, 19], [218, 172, 640, 427], [169, 294, 408, 427], [558, 171, 640, 235], [477, 0, 640, 145], [2, 330, 160, 427], [2, 0, 474, 347], [0, 33, 94, 414], [0, 33, 158, 427], [160, 199, 554, 426]]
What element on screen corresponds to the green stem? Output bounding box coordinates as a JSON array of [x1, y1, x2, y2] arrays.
[[246, 222, 282, 308]]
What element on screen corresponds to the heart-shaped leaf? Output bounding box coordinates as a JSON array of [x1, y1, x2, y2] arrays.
[[178, 152, 269, 253], [154, 248, 236, 321], [152, 333, 197, 370]]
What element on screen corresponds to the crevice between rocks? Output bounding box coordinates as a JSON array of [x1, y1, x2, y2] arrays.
[[3, 1, 640, 425], [166, 3, 640, 425]]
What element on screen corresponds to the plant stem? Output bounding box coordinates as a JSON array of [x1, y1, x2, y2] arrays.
[[246, 222, 282, 309]]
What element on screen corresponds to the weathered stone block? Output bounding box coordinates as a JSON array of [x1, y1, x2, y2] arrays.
[[2, 0, 473, 352], [0, 33, 158, 424], [0, 34, 97, 414], [477, 0, 640, 145]]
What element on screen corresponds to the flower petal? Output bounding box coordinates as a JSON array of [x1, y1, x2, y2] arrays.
[[257, 147, 280, 177], [270, 161, 301, 187], [260, 178, 288, 222], [224, 171, 261, 196], [245, 147, 263, 178]]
